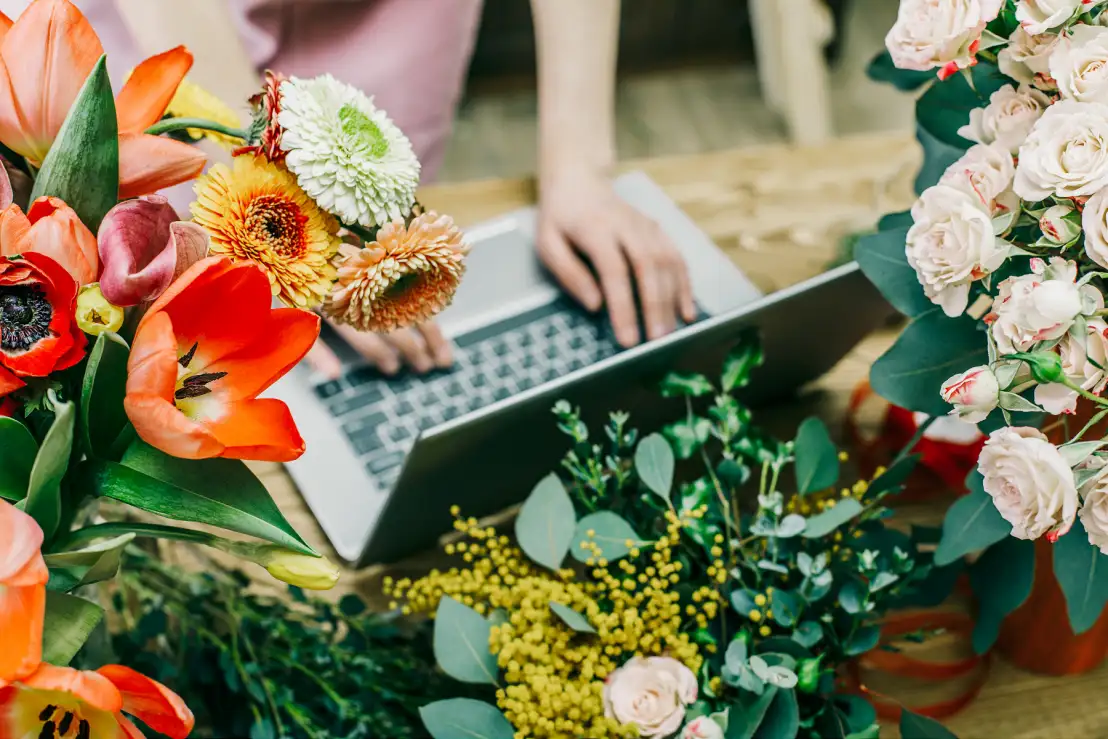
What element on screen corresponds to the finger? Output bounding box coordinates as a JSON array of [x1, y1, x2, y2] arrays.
[[332, 322, 401, 375], [384, 328, 436, 374], [623, 235, 671, 342], [417, 322, 455, 368], [668, 242, 697, 324], [536, 227, 603, 312], [582, 235, 639, 348], [303, 339, 343, 380]]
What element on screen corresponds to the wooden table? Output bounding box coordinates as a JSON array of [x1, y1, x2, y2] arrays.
[[250, 132, 1108, 738]]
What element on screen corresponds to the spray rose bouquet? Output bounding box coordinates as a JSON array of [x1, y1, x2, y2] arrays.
[[0, 1, 467, 736], [863, 0, 1108, 645]]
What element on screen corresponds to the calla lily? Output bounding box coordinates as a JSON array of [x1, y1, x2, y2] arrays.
[[0, 0, 206, 197], [0, 500, 48, 683], [97, 196, 209, 306], [0, 196, 98, 284]]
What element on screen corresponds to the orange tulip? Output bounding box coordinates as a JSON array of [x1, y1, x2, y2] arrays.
[[0, 0, 206, 197], [0, 500, 48, 684], [0, 196, 98, 284], [124, 257, 319, 462]]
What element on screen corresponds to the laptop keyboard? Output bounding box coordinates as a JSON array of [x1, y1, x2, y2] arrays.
[[310, 299, 625, 491]]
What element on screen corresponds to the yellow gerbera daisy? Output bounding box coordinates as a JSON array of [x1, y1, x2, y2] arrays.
[[191, 155, 341, 308], [165, 79, 245, 148]]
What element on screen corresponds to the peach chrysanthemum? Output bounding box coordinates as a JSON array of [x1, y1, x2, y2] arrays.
[[324, 212, 469, 332], [191, 155, 341, 308]]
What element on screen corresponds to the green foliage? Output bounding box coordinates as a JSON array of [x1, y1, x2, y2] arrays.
[[25, 397, 75, 540], [0, 417, 37, 501], [794, 417, 840, 494], [1053, 520, 1108, 635], [914, 123, 969, 194], [421, 699, 515, 739], [45, 533, 136, 590], [934, 473, 1012, 566], [514, 473, 576, 570], [43, 592, 104, 666], [549, 601, 596, 634], [635, 433, 675, 501], [901, 709, 959, 739], [866, 50, 934, 91], [30, 56, 118, 230], [854, 225, 932, 318], [802, 499, 863, 538], [660, 372, 715, 398], [969, 537, 1035, 653], [434, 596, 499, 685], [80, 332, 131, 459], [570, 511, 641, 562]]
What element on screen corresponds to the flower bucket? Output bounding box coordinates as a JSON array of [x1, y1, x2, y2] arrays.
[[997, 538, 1108, 675]]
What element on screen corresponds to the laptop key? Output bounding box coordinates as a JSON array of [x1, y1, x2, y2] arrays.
[[314, 380, 344, 400], [365, 451, 405, 475]]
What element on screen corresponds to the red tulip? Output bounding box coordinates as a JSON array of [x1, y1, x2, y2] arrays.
[[0, 196, 98, 284]]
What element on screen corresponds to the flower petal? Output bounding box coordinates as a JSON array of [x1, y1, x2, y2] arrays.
[[0, 494, 45, 584], [118, 134, 206, 200], [0, 162, 10, 211], [22, 664, 122, 713], [0, 252, 84, 377], [0, 11, 11, 42], [0, 0, 104, 163], [170, 222, 209, 281], [207, 398, 306, 462], [0, 583, 44, 682], [115, 46, 193, 136], [0, 365, 24, 396], [22, 197, 98, 284], [97, 196, 178, 306], [97, 665, 194, 739], [200, 308, 319, 401]]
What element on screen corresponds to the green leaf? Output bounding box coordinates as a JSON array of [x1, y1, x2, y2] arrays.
[[660, 372, 715, 398], [635, 433, 675, 502], [914, 122, 969, 194], [84, 441, 315, 555], [794, 417, 840, 494], [871, 308, 989, 416], [915, 62, 1005, 149], [30, 56, 118, 231], [854, 226, 932, 318], [801, 499, 863, 538], [550, 601, 596, 634], [722, 341, 764, 392], [433, 596, 498, 685], [792, 621, 823, 648], [877, 210, 913, 231], [80, 332, 130, 459], [44, 533, 135, 588], [844, 625, 881, 656], [42, 592, 105, 666], [771, 590, 802, 627], [0, 418, 37, 501], [834, 695, 878, 734], [663, 417, 713, 460], [420, 699, 515, 739], [934, 475, 1011, 566], [753, 688, 799, 739], [726, 686, 778, 739], [514, 473, 576, 570], [25, 399, 75, 540], [570, 512, 641, 562], [900, 709, 957, 739], [1054, 520, 1108, 635], [839, 579, 867, 615], [970, 537, 1035, 653], [866, 50, 934, 91], [866, 454, 921, 498]]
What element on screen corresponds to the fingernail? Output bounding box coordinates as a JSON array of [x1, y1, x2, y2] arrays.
[[435, 348, 454, 368], [617, 328, 639, 348], [380, 360, 400, 376], [413, 358, 433, 374]]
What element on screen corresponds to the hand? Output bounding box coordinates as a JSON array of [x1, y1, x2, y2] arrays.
[[536, 170, 696, 347], [304, 319, 454, 379]]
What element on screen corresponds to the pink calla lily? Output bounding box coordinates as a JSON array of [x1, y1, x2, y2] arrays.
[[97, 195, 209, 307]]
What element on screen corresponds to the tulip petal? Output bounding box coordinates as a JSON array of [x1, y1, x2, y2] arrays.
[[0, 10, 11, 42], [0, 583, 44, 682], [118, 134, 206, 200], [97, 665, 195, 739], [97, 196, 178, 306], [22, 197, 98, 284], [0, 162, 10, 210], [116, 46, 193, 136], [0, 0, 104, 163], [0, 494, 46, 584], [22, 664, 123, 713], [117, 714, 147, 739], [201, 308, 319, 401], [208, 398, 306, 462], [0, 203, 29, 255]]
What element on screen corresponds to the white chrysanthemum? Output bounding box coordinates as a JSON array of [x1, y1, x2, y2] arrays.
[[277, 74, 420, 228]]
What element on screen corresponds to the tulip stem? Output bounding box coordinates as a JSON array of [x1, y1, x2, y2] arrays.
[[145, 117, 248, 141], [55, 521, 220, 551]]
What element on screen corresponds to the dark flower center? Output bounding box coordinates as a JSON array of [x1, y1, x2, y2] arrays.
[[245, 194, 309, 260], [35, 704, 90, 739], [174, 342, 228, 401], [0, 284, 52, 352]]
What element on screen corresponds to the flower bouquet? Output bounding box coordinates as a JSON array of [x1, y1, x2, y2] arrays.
[[0, 0, 466, 735], [864, 0, 1108, 660], [384, 339, 962, 739]]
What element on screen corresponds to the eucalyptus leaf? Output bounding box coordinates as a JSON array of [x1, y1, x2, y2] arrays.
[[725, 686, 778, 739], [25, 399, 75, 540], [635, 433, 675, 501], [969, 537, 1034, 653], [838, 579, 867, 615], [515, 473, 576, 570], [900, 709, 958, 739], [775, 514, 806, 538], [801, 499, 863, 539], [866, 50, 934, 91], [0, 418, 37, 502], [753, 686, 799, 739], [42, 592, 105, 666], [771, 590, 801, 627], [843, 625, 881, 656], [433, 596, 498, 685], [420, 699, 515, 739], [794, 417, 840, 495], [792, 621, 823, 648], [865, 454, 920, 498], [1053, 520, 1108, 635], [854, 225, 931, 318], [570, 512, 641, 562], [549, 601, 596, 634], [934, 477, 1012, 566]]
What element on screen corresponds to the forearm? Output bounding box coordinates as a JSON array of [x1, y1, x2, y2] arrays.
[[530, 0, 620, 181]]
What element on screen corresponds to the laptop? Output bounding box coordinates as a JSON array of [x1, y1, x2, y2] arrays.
[[272, 172, 892, 565]]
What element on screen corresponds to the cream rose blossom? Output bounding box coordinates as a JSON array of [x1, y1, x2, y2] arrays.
[[885, 0, 1004, 78], [906, 184, 1008, 317], [988, 257, 1088, 353], [1080, 470, 1108, 553], [1082, 188, 1108, 269], [979, 426, 1079, 541], [1035, 317, 1108, 414], [681, 717, 725, 739], [958, 84, 1051, 154], [1015, 0, 1083, 34], [1013, 100, 1108, 200], [604, 657, 698, 738], [1050, 24, 1108, 103], [939, 142, 1018, 216], [941, 365, 1001, 422], [999, 26, 1060, 87]]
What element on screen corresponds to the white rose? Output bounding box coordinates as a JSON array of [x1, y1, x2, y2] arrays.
[[999, 26, 1061, 87], [1035, 317, 1108, 413], [958, 84, 1052, 154], [1082, 188, 1108, 269], [979, 426, 1079, 540], [1016, 0, 1083, 34], [1051, 24, 1108, 103], [906, 184, 1008, 317], [941, 365, 1001, 423], [681, 717, 725, 739], [604, 657, 698, 738], [1080, 470, 1108, 552], [988, 257, 1086, 353], [885, 0, 1004, 77], [939, 142, 1018, 216], [1014, 100, 1108, 200]]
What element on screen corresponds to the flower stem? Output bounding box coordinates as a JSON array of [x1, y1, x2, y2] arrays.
[[1062, 376, 1108, 409], [893, 414, 936, 465], [145, 117, 248, 140], [1071, 409, 1108, 444]]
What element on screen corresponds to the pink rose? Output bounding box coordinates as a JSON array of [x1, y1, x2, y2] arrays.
[[604, 657, 698, 738], [682, 717, 725, 739], [980, 427, 1078, 541], [941, 365, 1000, 423]]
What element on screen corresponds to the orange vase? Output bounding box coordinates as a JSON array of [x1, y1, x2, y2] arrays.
[[996, 538, 1108, 675]]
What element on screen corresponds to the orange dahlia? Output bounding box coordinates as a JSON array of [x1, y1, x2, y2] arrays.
[[190, 155, 340, 309], [235, 70, 287, 163], [324, 212, 468, 332]]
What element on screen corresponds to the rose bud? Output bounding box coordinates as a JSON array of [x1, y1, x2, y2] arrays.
[[941, 365, 1001, 423], [1039, 204, 1082, 245]]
